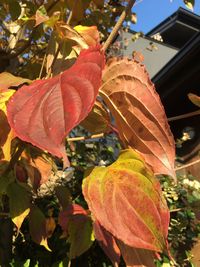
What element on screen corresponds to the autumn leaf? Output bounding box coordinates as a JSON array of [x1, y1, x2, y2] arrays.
[[82, 149, 170, 253], [0, 89, 16, 160], [58, 204, 93, 258], [184, 0, 195, 10], [188, 93, 200, 108], [7, 182, 31, 231], [81, 100, 111, 134], [29, 205, 51, 251], [117, 240, 156, 267], [58, 203, 88, 236], [34, 5, 49, 27], [74, 25, 100, 46], [56, 22, 88, 51], [20, 146, 55, 190], [0, 72, 31, 91], [68, 214, 94, 259], [93, 220, 121, 266], [66, 0, 91, 22], [7, 46, 105, 166], [100, 58, 175, 178]]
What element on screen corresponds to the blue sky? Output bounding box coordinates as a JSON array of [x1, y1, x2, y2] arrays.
[[131, 0, 200, 33]]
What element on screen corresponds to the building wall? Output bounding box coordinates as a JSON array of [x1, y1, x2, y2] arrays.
[[119, 31, 178, 78]]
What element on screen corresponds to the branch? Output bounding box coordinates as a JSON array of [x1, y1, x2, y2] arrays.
[[102, 0, 136, 52], [67, 133, 105, 142], [175, 158, 200, 171], [168, 110, 200, 122]]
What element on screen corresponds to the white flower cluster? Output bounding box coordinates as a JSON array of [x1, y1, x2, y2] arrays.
[[182, 178, 200, 190]]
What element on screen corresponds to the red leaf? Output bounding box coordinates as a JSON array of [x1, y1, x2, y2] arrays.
[[82, 149, 170, 253], [7, 46, 104, 165], [93, 220, 121, 266], [100, 58, 175, 178], [117, 240, 156, 267]]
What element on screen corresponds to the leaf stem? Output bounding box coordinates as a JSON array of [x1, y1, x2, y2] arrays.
[[175, 158, 200, 171], [168, 110, 200, 122], [39, 54, 47, 79], [102, 0, 136, 52]]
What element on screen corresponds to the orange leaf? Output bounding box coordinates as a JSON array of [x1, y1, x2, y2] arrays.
[[100, 58, 175, 178], [82, 149, 170, 253], [117, 240, 156, 267], [74, 25, 100, 46]]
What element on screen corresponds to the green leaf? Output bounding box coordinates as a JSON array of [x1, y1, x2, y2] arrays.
[[68, 214, 94, 259], [7, 182, 31, 230]]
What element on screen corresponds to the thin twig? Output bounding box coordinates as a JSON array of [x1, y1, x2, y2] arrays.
[[47, 44, 60, 78], [102, 0, 136, 52], [170, 208, 182, 213], [168, 110, 200, 122], [175, 158, 200, 171], [67, 133, 105, 142], [39, 54, 47, 79], [67, 11, 73, 25]]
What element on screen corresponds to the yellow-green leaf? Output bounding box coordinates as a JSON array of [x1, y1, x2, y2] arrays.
[[0, 89, 15, 113], [184, 0, 195, 10], [82, 149, 170, 253]]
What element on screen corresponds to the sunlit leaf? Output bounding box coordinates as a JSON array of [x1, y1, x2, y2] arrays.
[[188, 93, 200, 108], [7, 182, 31, 230], [184, 0, 195, 10], [83, 149, 170, 253], [100, 58, 175, 178], [74, 25, 100, 46], [7, 46, 105, 167], [0, 72, 31, 91], [35, 5, 49, 27], [0, 88, 15, 113], [56, 22, 88, 51]]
